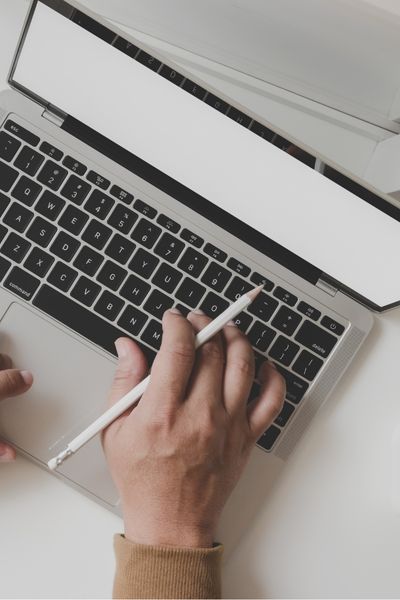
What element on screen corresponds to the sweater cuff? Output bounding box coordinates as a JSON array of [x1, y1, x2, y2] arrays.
[[113, 533, 223, 599]]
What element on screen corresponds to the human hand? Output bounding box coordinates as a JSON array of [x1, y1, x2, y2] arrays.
[[0, 354, 33, 462], [103, 309, 285, 548]]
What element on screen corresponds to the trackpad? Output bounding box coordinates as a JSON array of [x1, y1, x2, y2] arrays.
[[0, 302, 120, 507]]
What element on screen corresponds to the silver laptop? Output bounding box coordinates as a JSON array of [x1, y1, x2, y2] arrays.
[[0, 0, 398, 517]]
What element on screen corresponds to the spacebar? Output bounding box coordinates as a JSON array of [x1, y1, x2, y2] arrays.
[[33, 285, 156, 365]]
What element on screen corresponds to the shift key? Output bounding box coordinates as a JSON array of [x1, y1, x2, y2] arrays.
[[295, 320, 337, 358]]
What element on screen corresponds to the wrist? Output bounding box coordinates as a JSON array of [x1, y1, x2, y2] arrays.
[[124, 518, 214, 549]]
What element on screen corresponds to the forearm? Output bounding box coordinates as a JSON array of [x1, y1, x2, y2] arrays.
[[113, 534, 223, 599]]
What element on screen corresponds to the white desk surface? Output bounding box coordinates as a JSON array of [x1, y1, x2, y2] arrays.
[[1, 2, 400, 598]]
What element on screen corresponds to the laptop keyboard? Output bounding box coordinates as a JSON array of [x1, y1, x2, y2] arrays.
[[0, 117, 347, 452]]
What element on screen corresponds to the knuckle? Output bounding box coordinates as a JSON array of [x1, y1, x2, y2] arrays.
[[200, 340, 224, 361], [230, 355, 255, 378], [164, 340, 195, 363]]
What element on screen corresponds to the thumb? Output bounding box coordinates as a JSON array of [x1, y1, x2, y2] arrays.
[[108, 338, 148, 408], [0, 369, 33, 400]]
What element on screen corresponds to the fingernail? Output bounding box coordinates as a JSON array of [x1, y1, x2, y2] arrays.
[[115, 338, 128, 358], [226, 320, 237, 327], [169, 307, 181, 315], [20, 370, 33, 385], [192, 309, 205, 315], [0, 444, 15, 462]]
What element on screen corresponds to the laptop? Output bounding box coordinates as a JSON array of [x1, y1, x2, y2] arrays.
[[0, 0, 399, 518]]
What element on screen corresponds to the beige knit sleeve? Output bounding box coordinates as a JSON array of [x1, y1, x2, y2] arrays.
[[113, 534, 223, 599]]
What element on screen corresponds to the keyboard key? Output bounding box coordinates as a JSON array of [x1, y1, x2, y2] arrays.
[[118, 305, 148, 336], [39, 141, 63, 161], [136, 50, 161, 72], [275, 366, 309, 404], [232, 311, 253, 332], [178, 247, 208, 277], [295, 320, 337, 358], [248, 321, 276, 352], [224, 276, 253, 301], [180, 228, 203, 248], [320, 316, 345, 336], [94, 290, 124, 320], [24, 247, 54, 278], [107, 204, 138, 234], [47, 261, 78, 292], [200, 291, 229, 317], [35, 190, 65, 221], [131, 218, 162, 249], [143, 289, 174, 320], [33, 284, 156, 364], [141, 319, 163, 350], [26, 216, 57, 247], [14, 146, 44, 176], [1, 232, 31, 263], [73, 245, 103, 276], [3, 266, 39, 300], [156, 213, 180, 233], [257, 425, 281, 451], [62, 155, 87, 175], [271, 305, 302, 336], [274, 402, 295, 427], [182, 79, 207, 99], [248, 292, 279, 322], [37, 160, 67, 190], [0, 255, 11, 280], [0, 160, 19, 192], [85, 189, 114, 219], [113, 37, 139, 58], [60, 174, 91, 205], [159, 64, 185, 86], [176, 277, 207, 308], [273, 286, 297, 306], [105, 233, 136, 265], [297, 301, 321, 321], [228, 107, 252, 128], [50, 231, 80, 261], [0, 192, 10, 216], [11, 175, 42, 206], [227, 257, 250, 277], [110, 185, 133, 204], [71, 275, 101, 307], [58, 204, 89, 235], [82, 219, 112, 250], [0, 131, 21, 161], [97, 260, 127, 291], [250, 121, 275, 142], [134, 199, 157, 219], [201, 262, 231, 292], [129, 247, 159, 279], [3, 202, 33, 233], [86, 170, 110, 189], [152, 262, 183, 294], [292, 350, 323, 381], [154, 232, 185, 263], [120, 274, 151, 305], [250, 271, 274, 292], [0, 224, 7, 244], [175, 304, 191, 317], [4, 120, 39, 146], [269, 336, 300, 367], [203, 243, 227, 262], [204, 94, 229, 114]]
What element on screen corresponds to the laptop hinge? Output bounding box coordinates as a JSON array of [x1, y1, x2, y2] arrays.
[[316, 276, 338, 297], [41, 106, 66, 127]]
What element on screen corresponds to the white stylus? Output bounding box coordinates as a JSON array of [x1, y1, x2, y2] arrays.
[[48, 285, 263, 471]]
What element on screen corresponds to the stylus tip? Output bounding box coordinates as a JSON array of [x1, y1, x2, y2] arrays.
[[247, 284, 264, 301]]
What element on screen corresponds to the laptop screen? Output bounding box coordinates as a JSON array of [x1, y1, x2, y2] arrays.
[[9, 0, 400, 309]]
